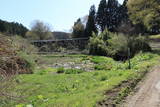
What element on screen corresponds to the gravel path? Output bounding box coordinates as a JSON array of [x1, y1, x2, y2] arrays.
[[122, 66, 160, 107]]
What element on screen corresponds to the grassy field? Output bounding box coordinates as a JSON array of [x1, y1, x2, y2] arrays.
[[1, 52, 157, 107]]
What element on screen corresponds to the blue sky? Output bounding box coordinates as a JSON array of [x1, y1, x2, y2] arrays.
[[0, 0, 124, 32]]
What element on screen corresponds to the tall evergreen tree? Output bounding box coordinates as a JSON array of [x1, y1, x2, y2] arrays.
[[84, 5, 97, 37], [96, 0, 107, 32], [106, 0, 120, 32], [118, 0, 129, 22]]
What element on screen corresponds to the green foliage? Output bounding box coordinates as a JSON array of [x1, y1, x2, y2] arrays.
[[107, 34, 151, 60], [36, 68, 57, 75], [65, 69, 84, 74], [88, 30, 110, 56], [127, 0, 160, 34], [72, 18, 85, 38], [95, 64, 112, 70], [91, 56, 127, 70], [107, 34, 129, 58], [90, 56, 114, 64], [57, 67, 65, 73], [96, 0, 123, 32], [18, 52, 36, 73], [89, 33, 107, 56], [57, 68, 85, 74], [99, 75, 108, 81], [89, 30, 151, 60]]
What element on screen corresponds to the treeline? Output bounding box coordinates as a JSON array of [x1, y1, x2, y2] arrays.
[[0, 19, 28, 37], [71, 0, 160, 60], [72, 0, 160, 38]]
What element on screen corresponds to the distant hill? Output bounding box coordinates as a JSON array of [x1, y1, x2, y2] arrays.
[[53, 32, 71, 40]]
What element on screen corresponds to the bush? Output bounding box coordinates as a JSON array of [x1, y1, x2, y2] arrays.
[[89, 36, 107, 56], [10, 35, 38, 53], [99, 75, 108, 81], [57, 67, 65, 73], [133, 36, 151, 53], [107, 34, 129, 60], [88, 31, 110, 56], [108, 34, 151, 60], [88, 30, 151, 60], [17, 52, 36, 74]]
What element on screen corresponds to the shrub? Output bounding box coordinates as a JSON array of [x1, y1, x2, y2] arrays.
[[108, 34, 151, 60], [88, 32, 108, 56], [89, 30, 151, 60], [10, 35, 38, 53], [133, 36, 151, 53], [17, 52, 36, 74], [57, 67, 65, 73], [99, 75, 108, 81], [107, 34, 129, 60]]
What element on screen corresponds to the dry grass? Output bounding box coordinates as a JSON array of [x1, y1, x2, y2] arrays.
[[0, 33, 34, 105]]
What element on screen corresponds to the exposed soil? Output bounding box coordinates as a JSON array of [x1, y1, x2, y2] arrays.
[[122, 66, 160, 107], [98, 77, 142, 107], [51, 60, 95, 71], [38, 56, 95, 72]]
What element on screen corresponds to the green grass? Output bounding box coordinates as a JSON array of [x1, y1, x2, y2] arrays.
[[35, 67, 57, 75], [15, 70, 135, 107], [3, 53, 160, 107]]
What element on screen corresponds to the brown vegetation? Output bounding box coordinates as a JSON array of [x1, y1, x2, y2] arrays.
[[0, 34, 33, 74]]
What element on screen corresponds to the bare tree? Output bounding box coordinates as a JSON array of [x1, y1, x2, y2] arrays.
[[26, 20, 53, 40]]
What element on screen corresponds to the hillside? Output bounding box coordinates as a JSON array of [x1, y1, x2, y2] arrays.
[[53, 32, 71, 40]]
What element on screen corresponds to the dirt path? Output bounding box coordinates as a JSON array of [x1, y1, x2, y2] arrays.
[[122, 66, 160, 107]]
